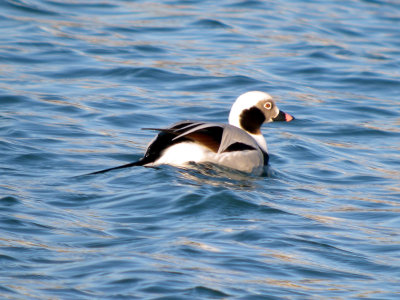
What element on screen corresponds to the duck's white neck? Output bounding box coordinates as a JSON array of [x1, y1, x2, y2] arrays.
[[249, 132, 268, 153]]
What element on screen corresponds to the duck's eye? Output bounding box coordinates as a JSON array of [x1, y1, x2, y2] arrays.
[[264, 102, 272, 110]]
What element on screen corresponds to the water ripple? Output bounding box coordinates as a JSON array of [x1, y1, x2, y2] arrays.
[[1, 0, 400, 299]]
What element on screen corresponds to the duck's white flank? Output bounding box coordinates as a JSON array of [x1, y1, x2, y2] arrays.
[[151, 141, 264, 174]]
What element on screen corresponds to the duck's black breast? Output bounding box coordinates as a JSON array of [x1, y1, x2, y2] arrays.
[[262, 151, 269, 165]]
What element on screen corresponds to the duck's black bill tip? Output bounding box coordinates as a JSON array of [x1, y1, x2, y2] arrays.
[[273, 110, 294, 122]]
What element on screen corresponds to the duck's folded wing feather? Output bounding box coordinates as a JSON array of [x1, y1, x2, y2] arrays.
[[171, 122, 223, 153], [144, 121, 259, 155], [148, 122, 259, 154], [142, 122, 221, 153], [171, 122, 217, 141]]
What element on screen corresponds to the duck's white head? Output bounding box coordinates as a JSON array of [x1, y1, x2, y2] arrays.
[[228, 91, 294, 151], [229, 91, 293, 132]]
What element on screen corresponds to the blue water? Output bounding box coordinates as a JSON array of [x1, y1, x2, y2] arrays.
[[1, 0, 400, 298]]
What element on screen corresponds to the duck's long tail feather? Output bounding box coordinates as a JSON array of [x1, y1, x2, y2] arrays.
[[85, 159, 146, 175]]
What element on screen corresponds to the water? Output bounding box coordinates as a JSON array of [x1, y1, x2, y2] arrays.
[[1, 0, 400, 298]]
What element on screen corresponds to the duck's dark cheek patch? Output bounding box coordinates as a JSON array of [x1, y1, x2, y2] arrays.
[[239, 107, 265, 134]]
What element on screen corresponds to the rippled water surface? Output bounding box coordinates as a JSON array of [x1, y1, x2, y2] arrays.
[[1, 0, 400, 298]]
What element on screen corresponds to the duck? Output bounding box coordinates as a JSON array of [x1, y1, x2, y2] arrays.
[[88, 91, 294, 175]]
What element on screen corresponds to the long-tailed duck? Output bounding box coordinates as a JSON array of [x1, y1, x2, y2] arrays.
[[88, 91, 293, 175]]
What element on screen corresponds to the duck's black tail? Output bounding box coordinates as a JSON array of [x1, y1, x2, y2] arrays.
[[85, 159, 146, 175]]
